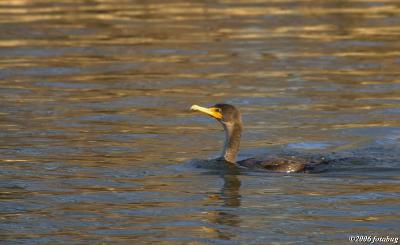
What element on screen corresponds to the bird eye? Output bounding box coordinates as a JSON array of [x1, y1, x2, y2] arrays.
[[215, 108, 222, 113]]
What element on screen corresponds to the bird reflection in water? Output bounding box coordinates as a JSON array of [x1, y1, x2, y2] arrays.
[[205, 164, 242, 240]]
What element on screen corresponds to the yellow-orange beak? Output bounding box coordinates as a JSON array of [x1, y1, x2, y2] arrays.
[[190, 105, 223, 119]]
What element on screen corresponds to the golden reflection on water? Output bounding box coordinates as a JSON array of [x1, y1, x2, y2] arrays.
[[0, 0, 400, 243]]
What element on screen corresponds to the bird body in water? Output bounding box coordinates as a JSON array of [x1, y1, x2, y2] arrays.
[[190, 103, 323, 173]]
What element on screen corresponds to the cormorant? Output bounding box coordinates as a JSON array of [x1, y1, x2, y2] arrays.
[[190, 103, 322, 173]]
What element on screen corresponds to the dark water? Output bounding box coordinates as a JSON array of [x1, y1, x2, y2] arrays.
[[1, 0, 400, 244]]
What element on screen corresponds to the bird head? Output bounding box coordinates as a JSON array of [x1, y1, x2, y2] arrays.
[[190, 103, 241, 125]]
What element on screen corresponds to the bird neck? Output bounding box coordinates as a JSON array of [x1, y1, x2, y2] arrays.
[[221, 122, 242, 163]]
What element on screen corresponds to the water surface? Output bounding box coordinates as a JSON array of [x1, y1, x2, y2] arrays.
[[1, 0, 399, 244]]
